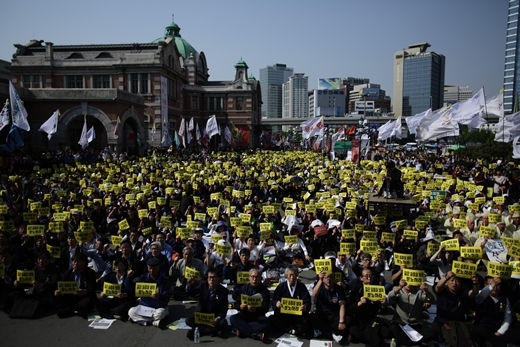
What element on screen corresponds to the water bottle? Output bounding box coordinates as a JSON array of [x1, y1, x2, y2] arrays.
[[390, 338, 396, 347], [194, 327, 200, 343]]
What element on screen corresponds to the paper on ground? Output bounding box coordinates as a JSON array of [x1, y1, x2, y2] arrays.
[[275, 333, 299, 343], [399, 324, 423, 342], [134, 304, 154, 317], [89, 318, 116, 329], [309, 340, 332, 347], [277, 338, 303, 347], [168, 318, 190, 330]]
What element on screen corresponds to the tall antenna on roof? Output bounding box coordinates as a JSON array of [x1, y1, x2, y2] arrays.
[[172, 14, 174, 22]]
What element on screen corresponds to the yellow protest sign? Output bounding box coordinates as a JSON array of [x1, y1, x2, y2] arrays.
[[53, 213, 67, 222], [284, 235, 298, 245], [241, 294, 262, 307], [118, 219, 130, 230], [503, 237, 520, 248], [355, 224, 365, 232], [441, 239, 460, 251], [176, 228, 191, 240], [194, 213, 206, 222], [488, 261, 513, 279], [111, 235, 122, 247], [493, 196, 505, 204], [373, 216, 386, 225], [339, 242, 356, 255], [280, 297, 303, 315], [402, 269, 425, 286], [135, 282, 157, 297], [236, 226, 252, 238], [216, 243, 232, 256], [341, 229, 355, 239], [58, 281, 78, 294], [16, 270, 35, 284], [138, 209, 148, 218], [489, 214, 502, 223], [184, 266, 201, 281], [415, 220, 428, 230], [240, 213, 252, 223], [237, 271, 250, 285], [314, 259, 332, 274], [452, 260, 477, 279], [103, 282, 121, 296], [46, 244, 61, 258], [507, 245, 520, 258], [381, 232, 395, 243], [360, 240, 378, 255], [460, 246, 482, 259], [427, 242, 440, 254], [195, 312, 215, 326], [74, 231, 89, 242], [148, 201, 156, 209], [363, 231, 377, 241], [478, 226, 496, 238], [453, 219, 467, 229], [79, 221, 94, 231], [26, 224, 45, 237], [403, 230, 418, 238], [23, 212, 37, 222], [394, 253, 414, 267], [186, 221, 198, 230], [363, 285, 386, 301]]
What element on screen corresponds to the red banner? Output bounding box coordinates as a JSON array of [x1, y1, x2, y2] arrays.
[[351, 139, 360, 163], [314, 225, 328, 236]]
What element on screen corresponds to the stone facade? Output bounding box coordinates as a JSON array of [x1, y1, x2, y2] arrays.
[[5, 20, 261, 153]]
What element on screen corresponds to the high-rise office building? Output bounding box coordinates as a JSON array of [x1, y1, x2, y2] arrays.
[[259, 63, 293, 118], [444, 85, 472, 106], [393, 42, 445, 118], [282, 73, 309, 120], [503, 0, 519, 114]]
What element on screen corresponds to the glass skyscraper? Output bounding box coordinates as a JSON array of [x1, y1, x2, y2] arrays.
[[504, 0, 519, 114], [259, 63, 293, 118], [393, 43, 445, 118]]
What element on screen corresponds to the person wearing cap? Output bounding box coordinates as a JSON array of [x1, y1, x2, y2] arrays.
[[460, 214, 479, 246], [126, 256, 172, 328], [310, 257, 350, 344], [415, 229, 440, 276], [140, 241, 170, 277], [186, 266, 229, 339], [444, 206, 461, 237], [96, 257, 134, 321], [505, 212, 520, 238], [429, 243, 455, 280], [387, 278, 436, 346], [169, 246, 204, 301], [269, 265, 312, 338], [230, 267, 271, 342]]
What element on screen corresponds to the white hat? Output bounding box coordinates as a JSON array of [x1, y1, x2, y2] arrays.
[[421, 230, 439, 243]]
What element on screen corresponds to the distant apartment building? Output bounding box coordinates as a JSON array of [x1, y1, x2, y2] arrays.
[[444, 85, 472, 106], [503, 0, 519, 114], [349, 84, 391, 115], [308, 89, 346, 118], [282, 73, 309, 120]]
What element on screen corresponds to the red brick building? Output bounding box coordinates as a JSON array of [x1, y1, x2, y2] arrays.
[[6, 20, 261, 154]]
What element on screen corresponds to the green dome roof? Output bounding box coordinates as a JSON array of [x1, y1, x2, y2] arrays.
[[248, 74, 256, 81], [234, 57, 248, 68], [152, 21, 197, 60]]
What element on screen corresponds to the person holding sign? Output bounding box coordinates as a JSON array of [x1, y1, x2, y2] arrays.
[[474, 277, 520, 347], [186, 267, 229, 339], [387, 279, 436, 346], [433, 271, 479, 341], [269, 265, 312, 338], [126, 257, 172, 328], [227, 248, 255, 288], [95, 258, 134, 321], [429, 243, 454, 280], [310, 270, 350, 344], [59, 234, 81, 271], [54, 253, 97, 319], [140, 241, 170, 277], [169, 246, 204, 301], [4, 250, 59, 318], [348, 268, 391, 347], [79, 237, 112, 285], [205, 239, 233, 275], [230, 268, 271, 342]]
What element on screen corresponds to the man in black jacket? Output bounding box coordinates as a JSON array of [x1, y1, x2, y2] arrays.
[[54, 253, 97, 319], [269, 265, 312, 338], [186, 267, 229, 338], [230, 268, 271, 342]]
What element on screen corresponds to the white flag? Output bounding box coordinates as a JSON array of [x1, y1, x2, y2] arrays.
[[224, 126, 232, 144], [451, 88, 486, 128], [494, 111, 520, 142], [188, 117, 194, 131], [9, 81, 30, 131], [179, 118, 186, 148], [300, 117, 324, 139], [405, 109, 431, 135], [486, 92, 504, 118], [113, 116, 120, 139], [161, 122, 172, 147], [0, 101, 10, 131], [514, 136, 520, 159], [86, 126, 96, 143], [38, 110, 59, 140], [390, 117, 403, 139], [416, 107, 459, 142], [206, 115, 219, 138], [196, 123, 201, 143], [377, 120, 395, 141], [78, 117, 89, 149]]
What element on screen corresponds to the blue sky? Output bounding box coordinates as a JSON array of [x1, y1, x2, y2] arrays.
[[0, 0, 508, 100]]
